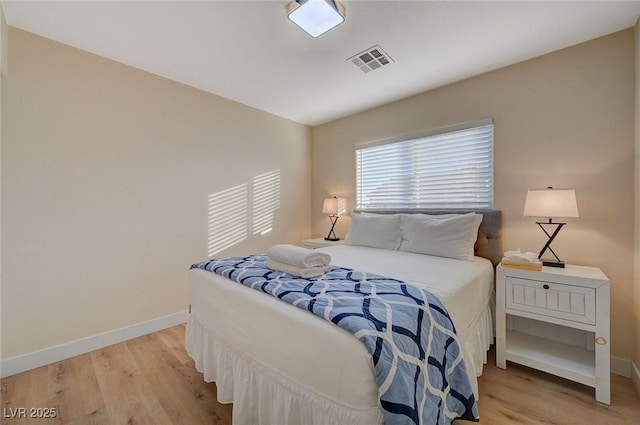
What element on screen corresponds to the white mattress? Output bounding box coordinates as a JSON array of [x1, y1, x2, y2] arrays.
[[321, 245, 494, 337], [186, 245, 494, 425]]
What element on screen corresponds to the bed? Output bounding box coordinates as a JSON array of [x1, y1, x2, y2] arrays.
[[186, 209, 502, 425]]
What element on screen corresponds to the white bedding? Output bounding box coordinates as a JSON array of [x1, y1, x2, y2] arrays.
[[186, 245, 494, 425]]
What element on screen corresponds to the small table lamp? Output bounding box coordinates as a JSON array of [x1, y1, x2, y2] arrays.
[[523, 187, 579, 268], [322, 196, 345, 241]]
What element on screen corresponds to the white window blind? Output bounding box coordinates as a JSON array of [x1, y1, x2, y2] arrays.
[[356, 122, 493, 209]]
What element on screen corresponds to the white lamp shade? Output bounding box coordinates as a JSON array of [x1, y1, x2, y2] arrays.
[[287, 0, 346, 38], [523, 188, 579, 219], [322, 197, 345, 215]]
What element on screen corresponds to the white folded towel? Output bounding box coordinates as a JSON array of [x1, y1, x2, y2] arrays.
[[266, 259, 330, 279], [266, 244, 331, 268]]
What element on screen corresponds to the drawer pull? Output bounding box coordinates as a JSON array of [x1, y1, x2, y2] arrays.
[[542, 284, 550, 290], [595, 336, 607, 345]]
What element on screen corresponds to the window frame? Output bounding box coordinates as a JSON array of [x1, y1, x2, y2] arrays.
[[355, 119, 494, 210]]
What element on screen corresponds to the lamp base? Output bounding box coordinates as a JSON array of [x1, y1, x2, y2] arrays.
[[324, 214, 340, 241], [542, 259, 565, 268], [535, 221, 567, 269]]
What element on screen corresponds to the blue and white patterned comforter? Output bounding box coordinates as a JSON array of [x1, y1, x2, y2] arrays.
[[191, 255, 479, 425]]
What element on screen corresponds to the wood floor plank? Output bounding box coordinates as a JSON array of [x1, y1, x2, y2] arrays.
[[62, 409, 111, 425], [1, 326, 638, 425], [90, 343, 173, 425], [126, 332, 231, 425], [473, 349, 640, 425], [153, 325, 193, 366], [48, 353, 104, 424], [1, 364, 57, 425]]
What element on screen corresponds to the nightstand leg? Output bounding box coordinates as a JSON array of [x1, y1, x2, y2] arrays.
[[594, 285, 610, 404], [496, 320, 506, 369], [496, 273, 507, 369]]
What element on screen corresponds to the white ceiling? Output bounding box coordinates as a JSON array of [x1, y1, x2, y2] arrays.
[[4, 1, 640, 126]]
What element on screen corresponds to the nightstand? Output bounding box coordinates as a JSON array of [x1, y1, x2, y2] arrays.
[[301, 238, 345, 249], [496, 263, 610, 404]]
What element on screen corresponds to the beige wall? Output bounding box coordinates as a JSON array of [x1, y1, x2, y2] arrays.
[[634, 18, 640, 383], [1, 28, 311, 359], [0, 6, 5, 364], [312, 30, 635, 361]]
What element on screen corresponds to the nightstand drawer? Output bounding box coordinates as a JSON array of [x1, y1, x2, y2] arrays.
[[505, 277, 596, 325]]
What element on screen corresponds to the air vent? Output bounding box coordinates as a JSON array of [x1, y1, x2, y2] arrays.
[[347, 45, 394, 74]]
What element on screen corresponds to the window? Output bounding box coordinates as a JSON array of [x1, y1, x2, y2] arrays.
[[356, 120, 493, 209]]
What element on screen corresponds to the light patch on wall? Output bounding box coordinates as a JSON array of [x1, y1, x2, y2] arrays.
[[207, 169, 281, 256], [208, 184, 248, 256], [253, 169, 281, 235], [337, 197, 347, 215]]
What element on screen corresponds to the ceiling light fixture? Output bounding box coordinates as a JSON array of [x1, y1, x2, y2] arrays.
[[286, 0, 346, 38]]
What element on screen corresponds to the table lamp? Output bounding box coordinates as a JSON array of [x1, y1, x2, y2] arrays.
[[322, 196, 345, 241], [523, 187, 579, 268]]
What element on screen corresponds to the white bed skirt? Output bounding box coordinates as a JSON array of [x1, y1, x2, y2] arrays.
[[186, 313, 384, 425], [185, 295, 494, 425], [459, 291, 495, 385]]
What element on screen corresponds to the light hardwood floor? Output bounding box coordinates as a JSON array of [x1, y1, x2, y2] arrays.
[[2, 325, 638, 425]]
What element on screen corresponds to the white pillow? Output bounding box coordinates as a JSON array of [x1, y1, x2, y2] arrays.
[[399, 213, 483, 261], [345, 214, 402, 250]]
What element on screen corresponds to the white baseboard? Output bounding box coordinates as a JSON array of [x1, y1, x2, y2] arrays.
[[0, 310, 189, 378], [632, 362, 640, 397]]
